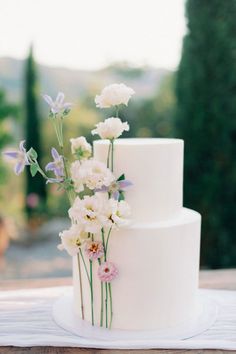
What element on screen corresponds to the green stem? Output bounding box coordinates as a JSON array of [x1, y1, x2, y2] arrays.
[[78, 249, 90, 324], [52, 117, 62, 147], [77, 253, 85, 320], [50, 113, 86, 325], [60, 144, 75, 205], [116, 105, 119, 117], [101, 228, 106, 261], [105, 227, 112, 256], [59, 116, 63, 147], [79, 249, 90, 283], [98, 258, 104, 327], [107, 142, 111, 169], [108, 283, 113, 328], [90, 260, 94, 325], [36, 166, 48, 180], [27, 156, 49, 180], [105, 282, 108, 328], [111, 139, 114, 172]]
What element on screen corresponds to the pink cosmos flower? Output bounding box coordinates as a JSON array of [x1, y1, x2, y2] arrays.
[[84, 241, 104, 260], [98, 261, 118, 282]]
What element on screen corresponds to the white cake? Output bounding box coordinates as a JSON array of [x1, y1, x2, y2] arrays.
[[73, 138, 201, 330]]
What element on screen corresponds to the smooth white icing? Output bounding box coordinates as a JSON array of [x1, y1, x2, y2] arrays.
[[93, 138, 184, 223], [72, 138, 201, 331], [73, 208, 201, 330]]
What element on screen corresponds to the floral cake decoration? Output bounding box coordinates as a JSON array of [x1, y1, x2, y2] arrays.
[[3, 83, 135, 329]]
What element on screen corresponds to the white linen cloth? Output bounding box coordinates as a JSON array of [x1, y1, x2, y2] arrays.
[[0, 286, 236, 350]]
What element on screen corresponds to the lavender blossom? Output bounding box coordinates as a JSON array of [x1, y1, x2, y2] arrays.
[[96, 177, 132, 200], [42, 92, 72, 115], [3, 140, 29, 175], [45, 148, 64, 180]]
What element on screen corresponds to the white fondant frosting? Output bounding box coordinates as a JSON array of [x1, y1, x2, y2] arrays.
[[73, 208, 201, 330], [72, 138, 201, 331], [93, 138, 184, 223]]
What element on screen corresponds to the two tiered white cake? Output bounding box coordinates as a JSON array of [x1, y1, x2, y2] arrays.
[[73, 138, 201, 330]]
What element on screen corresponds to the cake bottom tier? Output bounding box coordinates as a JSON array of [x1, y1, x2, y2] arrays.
[[72, 208, 201, 331]]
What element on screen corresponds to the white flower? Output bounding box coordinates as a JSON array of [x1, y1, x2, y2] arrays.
[[70, 160, 84, 193], [78, 159, 115, 190], [112, 200, 131, 226], [95, 83, 135, 108], [58, 224, 88, 256], [70, 136, 92, 159], [68, 195, 106, 234], [92, 117, 129, 140], [102, 196, 131, 229]]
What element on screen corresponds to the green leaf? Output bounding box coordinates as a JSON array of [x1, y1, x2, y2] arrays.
[[117, 173, 125, 181], [119, 191, 125, 201], [28, 147, 38, 159], [30, 163, 38, 177]]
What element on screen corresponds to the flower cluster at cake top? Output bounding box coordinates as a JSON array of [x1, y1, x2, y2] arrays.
[[3, 82, 135, 330]]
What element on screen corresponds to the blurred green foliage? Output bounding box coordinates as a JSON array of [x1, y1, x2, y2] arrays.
[[126, 73, 176, 138], [25, 47, 47, 218], [0, 90, 19, 185], [176, 0, 236, 268]]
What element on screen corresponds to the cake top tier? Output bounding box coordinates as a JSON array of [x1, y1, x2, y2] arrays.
[[95, 138, 182, 146], [94, 138, 184, 223]]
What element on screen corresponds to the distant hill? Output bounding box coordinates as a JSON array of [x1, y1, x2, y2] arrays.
[[0, 57, 170, 103]]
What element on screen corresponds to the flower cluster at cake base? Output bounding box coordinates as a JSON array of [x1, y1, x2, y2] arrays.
[[3, 83, 134, 329]]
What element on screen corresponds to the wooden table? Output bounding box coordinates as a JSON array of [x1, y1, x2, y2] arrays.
[[0, 269, 235, 354]]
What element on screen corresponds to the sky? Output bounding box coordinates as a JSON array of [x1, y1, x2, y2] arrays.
[[0, 0, 186, 71]]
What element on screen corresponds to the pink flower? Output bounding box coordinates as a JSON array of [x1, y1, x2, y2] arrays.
[[84, 241, 104, 260], [26, 193, 39, 208], [98, 261, 118, 282]]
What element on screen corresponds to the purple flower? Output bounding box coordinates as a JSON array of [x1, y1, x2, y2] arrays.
[[42, 92, 72, 115], [45, 148, 64, 180], [98, 261, 118, 282], [84, 240, 104, 260], [96, 178, 132, 200], [3, 140, 29, 175]]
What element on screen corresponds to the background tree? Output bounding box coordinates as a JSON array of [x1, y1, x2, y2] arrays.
[[25, 46, 47, 218], [0, 89, 18, 185], [176, 0, 236, 267], [115, 73, 177, 139]]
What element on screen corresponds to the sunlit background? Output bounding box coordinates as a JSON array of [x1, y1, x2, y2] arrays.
[[0, 0, 235, 280]]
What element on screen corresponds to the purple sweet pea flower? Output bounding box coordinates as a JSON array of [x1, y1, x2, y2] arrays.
[[96, 178, 132, 200], [42, 92, 72, 115], [45, 148, 64, 180], [3, 140, 30, 175]]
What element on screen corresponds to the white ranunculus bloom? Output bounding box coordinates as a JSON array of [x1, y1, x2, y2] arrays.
[[70, 136, 92, 159], [68, 194, 106, 234], [70, 160, 84, 193], [58, 224, 88, 256], [78, 159, 115, 190], [95, 83, 135, 108], [102, 196, 131, 228], [92, 117, 129, 140]]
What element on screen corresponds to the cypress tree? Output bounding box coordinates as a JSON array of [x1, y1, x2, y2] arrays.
[[25, 46, 46, 217], [176, 0, 236, 267]]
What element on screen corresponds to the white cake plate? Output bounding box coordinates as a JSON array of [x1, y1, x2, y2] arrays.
[[52, 289, 218, 341]]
